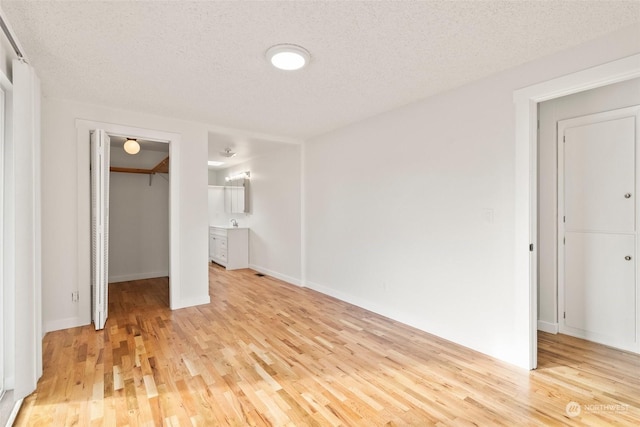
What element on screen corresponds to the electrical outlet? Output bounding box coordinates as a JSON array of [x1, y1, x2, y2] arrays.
[[71, 291, 79, 302]]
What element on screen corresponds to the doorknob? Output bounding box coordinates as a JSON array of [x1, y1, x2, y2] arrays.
[[625, 255, 632, 261], [625, 193, 632, 198]]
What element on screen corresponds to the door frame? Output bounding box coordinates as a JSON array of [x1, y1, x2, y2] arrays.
[[514, 53, 640, 370], [76, 120, 181, 314], [557, 106, 640, 352], [0, 70, 12, 393], [0, 80, 5, 398]]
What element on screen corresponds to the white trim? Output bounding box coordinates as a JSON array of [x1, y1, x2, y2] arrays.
[[75, 119, 182, 310], [249, 264, 301, 287], [305, 280, 448, 348], [537, 321, 558, 334], [514, 53, 640, 370], [109, 271, 169, 283], [305, 280, 373, 309], [5, 399, 24, 427], [5, 397, 23, 427], [172, 294, 210, 310], [300, 142, 307, 287], [0, 69, 12, 397], [0, 77, 5, 398], [44, 316, 87, 333]]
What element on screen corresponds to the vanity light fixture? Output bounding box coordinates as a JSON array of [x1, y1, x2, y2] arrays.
[[225, 171, 250, 182], [123, 138, 140, 155], [208, 160, 225, 167], [266, 44, 310, 71]]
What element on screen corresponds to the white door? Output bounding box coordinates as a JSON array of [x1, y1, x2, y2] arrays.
[[558, 106, 640, 353], [90, 129, 110, 330]]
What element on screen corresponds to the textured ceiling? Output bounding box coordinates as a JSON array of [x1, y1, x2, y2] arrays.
[[2, 1, 640, 141]]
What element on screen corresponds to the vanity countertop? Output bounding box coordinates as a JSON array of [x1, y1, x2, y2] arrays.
[[210, 225, 249, 230]]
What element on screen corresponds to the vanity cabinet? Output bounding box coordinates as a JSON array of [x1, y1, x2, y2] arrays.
[[209, 226, 248, 270]]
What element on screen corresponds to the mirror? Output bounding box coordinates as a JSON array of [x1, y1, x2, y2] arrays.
[[224, 178, 248, 213]]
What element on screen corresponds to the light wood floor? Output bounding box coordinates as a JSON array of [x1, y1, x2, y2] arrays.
[[15, 264, 640, 426]]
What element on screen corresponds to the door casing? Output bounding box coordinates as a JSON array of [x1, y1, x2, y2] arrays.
[[76, 120, 181, 317]]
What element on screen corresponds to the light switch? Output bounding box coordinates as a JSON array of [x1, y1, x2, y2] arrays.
[[482, 209, 494, 224]]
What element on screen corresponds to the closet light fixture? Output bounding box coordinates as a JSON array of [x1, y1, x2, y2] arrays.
[[225, 171, 250, 182], [123, 138, 140, 155], [266, 44, 310, 71], [208, 160, 225, 167]]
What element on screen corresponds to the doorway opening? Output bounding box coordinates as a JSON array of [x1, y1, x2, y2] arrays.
[[90, 130, 171, 328], [107, 135, 171, 305], [77, 120, 182, 329], [514, 53, 640, 369]]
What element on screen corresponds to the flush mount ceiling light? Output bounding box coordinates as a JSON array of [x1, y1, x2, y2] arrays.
[[220, 148, 237, 158], [266, 44, 310, 71], [123, 138, 140, 155], [208, 160, 225, 167]]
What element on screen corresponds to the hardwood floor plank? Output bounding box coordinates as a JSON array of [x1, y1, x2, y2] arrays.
[[14, 268, 640, 426]]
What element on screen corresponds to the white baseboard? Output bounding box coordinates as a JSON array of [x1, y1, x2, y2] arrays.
[[44, 316, 89, 333], [537, 320, 559, 334], [5, 398, 23, 427], [304, 280, 434, 339], [249, 264, 301, 287], [172, 294, 211, 310], [109, 271, 169, 283], [3, 376, 13, 390]]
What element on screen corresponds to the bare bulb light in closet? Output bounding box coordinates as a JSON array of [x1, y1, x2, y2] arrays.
[[123, 138, 140, 155]]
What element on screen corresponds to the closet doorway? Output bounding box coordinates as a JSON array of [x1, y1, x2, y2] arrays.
[[79, 120, 181, 330], [90, 130, 170, 329], [537, 78, 640, 358]]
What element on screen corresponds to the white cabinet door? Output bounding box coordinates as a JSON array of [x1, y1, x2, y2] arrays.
[[209, 233, 216, 261], [559, 107, 639, 353], [216, 237, 228, 265], [564, 117, 635, 233], [564, 233, 636, 345]]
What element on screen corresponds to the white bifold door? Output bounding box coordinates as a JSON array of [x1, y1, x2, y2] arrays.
[[558, 106, 640, 353], [90, 129, 110, 330]]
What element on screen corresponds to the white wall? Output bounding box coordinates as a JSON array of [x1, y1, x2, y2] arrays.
[[211, 145, 302, 284], [208, 169, 218, 185], [537, 77, 640, 332], [12, 60, 42, 399], [304, 24, 640, 368], [41, 98, 210, 332], [108, 166, 169, 283], [0, 29, 17, 399]]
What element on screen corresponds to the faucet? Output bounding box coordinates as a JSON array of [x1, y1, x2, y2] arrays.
[[230, 219, 238, 227]]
